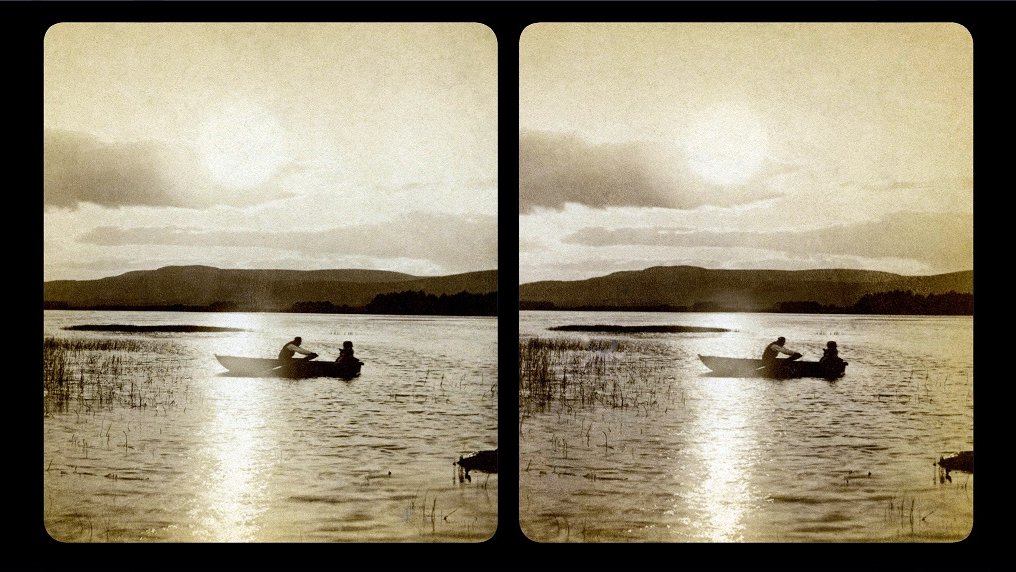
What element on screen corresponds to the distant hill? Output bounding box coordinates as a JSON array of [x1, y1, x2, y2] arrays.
[[44, 265, 497, 312], [519, 266, 972, 312]]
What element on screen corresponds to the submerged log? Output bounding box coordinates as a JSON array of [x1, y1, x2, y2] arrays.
[[455, 449, 498, 482], [938, 450, 973, 474]]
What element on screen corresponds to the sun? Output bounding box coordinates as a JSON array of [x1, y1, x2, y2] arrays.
[[683, 103, 768, 185], [195, 102, 289, 188]]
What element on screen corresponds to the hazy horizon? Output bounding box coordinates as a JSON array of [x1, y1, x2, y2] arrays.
[[519, 23, 972, 284], [44, 23, 497, 282]]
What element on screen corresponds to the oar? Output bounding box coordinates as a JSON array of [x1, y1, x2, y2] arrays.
[[256, 353, 319, 377], [758, 353, 803, 376], [255, 361, 288, 377]]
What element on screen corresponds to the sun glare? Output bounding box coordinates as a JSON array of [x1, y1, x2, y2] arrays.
[[685, 379, 758, 541], [195, 102, 289, 188], [683, 103, 768, 185], [193, 377, 274, 541]]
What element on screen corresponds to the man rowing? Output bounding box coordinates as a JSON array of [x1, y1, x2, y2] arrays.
[[278, 336, 319, 362], [761, 336, 802, 370]]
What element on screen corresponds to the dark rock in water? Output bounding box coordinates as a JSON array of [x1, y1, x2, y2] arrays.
[[938, 451, 973, 474], [455, 449, 497, 482]]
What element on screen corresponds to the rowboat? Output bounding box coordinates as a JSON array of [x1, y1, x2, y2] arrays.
[[215, 354, 362, 379], [698, 354, 846, 380]]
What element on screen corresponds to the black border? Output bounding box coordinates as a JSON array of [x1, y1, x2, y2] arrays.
[[16, 1, 1002, 569]]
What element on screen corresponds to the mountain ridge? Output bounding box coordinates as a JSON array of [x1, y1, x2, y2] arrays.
[[520, 266, 972, 311], [44, 266, 497, 312]]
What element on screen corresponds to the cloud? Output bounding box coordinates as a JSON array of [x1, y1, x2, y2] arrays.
[[79, 212, 497, 272], [519, 130, 780, 213], [863, 178, 974, 215], [44, 129, 290, 210], [562, 211, 972, 271], [45, 130, 179, 208]]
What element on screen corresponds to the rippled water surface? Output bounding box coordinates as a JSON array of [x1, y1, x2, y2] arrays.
[[44, 310, 497, 542], [519, 311, 972, 542]]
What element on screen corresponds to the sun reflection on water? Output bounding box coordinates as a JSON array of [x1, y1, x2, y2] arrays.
[[685, 379, 759, 542], [192, 376, 276, 541], [211, 313, 273, 360]]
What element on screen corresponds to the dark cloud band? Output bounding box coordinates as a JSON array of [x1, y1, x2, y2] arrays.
[[44, 129, 289, 209], [519, 130, 780, 213], [45, 130, 181, 208]]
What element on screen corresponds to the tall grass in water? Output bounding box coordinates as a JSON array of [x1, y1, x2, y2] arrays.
[[43, 336, 187, 415], [519, 336, 671, 416]]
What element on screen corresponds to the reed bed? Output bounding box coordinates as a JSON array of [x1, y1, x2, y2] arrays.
[[519, 336, 672, 416], [43, 336, 189, 416]]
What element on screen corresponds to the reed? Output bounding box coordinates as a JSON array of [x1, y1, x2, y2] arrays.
[[885, 493, 923, 536], [519, 336, 670, 415], [43, 336, 188, 415]]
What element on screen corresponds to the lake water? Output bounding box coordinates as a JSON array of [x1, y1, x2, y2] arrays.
[[43, 310, 497, 542], [519, 311, 973, 542]]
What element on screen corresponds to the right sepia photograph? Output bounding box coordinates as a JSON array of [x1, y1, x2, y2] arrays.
[[518, 23, 972, 542]]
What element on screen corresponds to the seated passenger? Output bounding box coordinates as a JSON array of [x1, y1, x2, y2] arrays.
[[336, 340, 362, 365], [819, 341, 844, 366]]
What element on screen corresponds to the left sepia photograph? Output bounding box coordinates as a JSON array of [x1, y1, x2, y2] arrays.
[[43, 22, 498, 542]]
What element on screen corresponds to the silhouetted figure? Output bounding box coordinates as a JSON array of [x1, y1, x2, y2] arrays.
[[335, 340, 363, 365], [819, 341, 844, 366], [455, 449, 498, 482], [761, 336, 802, 368], [278, 336, 318, 361], [938, 450, 973, 482]]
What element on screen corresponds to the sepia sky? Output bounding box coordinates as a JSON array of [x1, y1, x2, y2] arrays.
[[44, 23, 497, 281], [519, 23, 972, 283]]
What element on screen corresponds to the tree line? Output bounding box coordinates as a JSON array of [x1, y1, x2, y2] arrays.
[[520, 290, 972, 315], [43, 301, 241, 312], [293, 290, 497, 316], [364, 290, 497, 315], [776, 290, 972, 315]]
